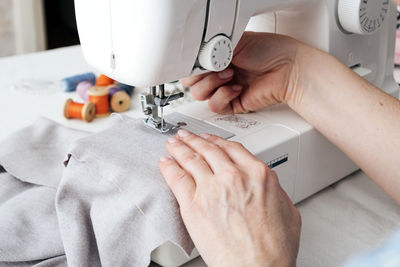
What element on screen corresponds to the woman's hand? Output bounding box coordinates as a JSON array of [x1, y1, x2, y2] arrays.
[[159, 129, 301, 267], [181, 32, 302, 114]]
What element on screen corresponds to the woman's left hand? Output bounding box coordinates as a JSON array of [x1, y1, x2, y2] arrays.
[[159, 130, 301, 267]]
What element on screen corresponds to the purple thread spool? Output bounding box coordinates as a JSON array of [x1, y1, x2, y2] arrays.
[[76, 81, 93, 102], [108, 86, 122, 96]]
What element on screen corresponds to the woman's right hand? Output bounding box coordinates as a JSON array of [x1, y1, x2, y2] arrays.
[[183, 32, 400, 204], [181, 32, 305, 114]]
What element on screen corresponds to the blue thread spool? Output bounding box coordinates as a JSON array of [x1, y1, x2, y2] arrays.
[[117, 83, 135, 96], [60, 72, 96, 92]]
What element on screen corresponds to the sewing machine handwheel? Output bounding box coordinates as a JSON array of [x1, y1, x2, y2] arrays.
[[198, 35, 233, 72], [338, 0, 389, 35]]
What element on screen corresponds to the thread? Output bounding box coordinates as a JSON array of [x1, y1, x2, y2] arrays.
[[96, 74, 114, 86], [76, 81, 93, 102], [109, 87, 131, 113], [60, 72, 96, 92], [63, 98, 96, 122], [117, 83, 135, 96], [88, 86, 110, 117]]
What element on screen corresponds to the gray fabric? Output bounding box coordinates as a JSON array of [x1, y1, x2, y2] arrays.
[[0, 255, 67, 267], [0, 118, 88, 188], [0, 172, 64, 263], [0, 116, 194, 267], [57, 115, 194, 267]]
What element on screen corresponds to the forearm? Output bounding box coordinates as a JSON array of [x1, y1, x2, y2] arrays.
[[288, 45, 400, 202]]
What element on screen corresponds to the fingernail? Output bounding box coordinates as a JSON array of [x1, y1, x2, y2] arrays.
[[160, 156, 169, 162], [218, 69, 234, 79], [200, 133, 211, 139], [177, 129, 190, 137], [168, 137, 178, 143], [232, 85, 242, 92]]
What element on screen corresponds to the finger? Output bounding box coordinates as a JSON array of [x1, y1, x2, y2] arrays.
[[180, 73, 209, 87], [159, 156, 196, 207], [166, 137, 213, 182], [199, 134, 258, 167], [190, 69, 234, 101], [176, 130, 235, 174], [208, 85, 243, 114], [231, 96, 248, 114]]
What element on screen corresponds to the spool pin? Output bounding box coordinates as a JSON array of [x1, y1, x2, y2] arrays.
[[63, 98, 96, 123], [89, 86, 110, 117], [109, 87, 131, 113]]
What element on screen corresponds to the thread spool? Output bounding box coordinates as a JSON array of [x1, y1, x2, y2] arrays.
[[88, 86, 110, 117], [117, 83, 135, 96], [63, 98, 96, 122], [76, 81, 93, 102], [96, 74, 114, 86], [109, 87, 131, 113], [60, 72, 96, 92]]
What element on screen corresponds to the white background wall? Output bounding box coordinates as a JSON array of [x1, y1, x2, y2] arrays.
[[0, 0, 15, 57]]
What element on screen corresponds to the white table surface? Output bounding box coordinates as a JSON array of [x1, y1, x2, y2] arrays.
[[1, 46, 399, 267]]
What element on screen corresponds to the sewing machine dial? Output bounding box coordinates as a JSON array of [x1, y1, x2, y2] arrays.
[[198, 35, 233, 72], [338, 0, 389, 34]]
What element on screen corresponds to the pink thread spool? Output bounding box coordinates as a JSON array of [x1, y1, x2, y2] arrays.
[[76, 81, 93, 102]]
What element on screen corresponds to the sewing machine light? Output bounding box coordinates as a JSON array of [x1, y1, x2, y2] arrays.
[[198, 35, 233, 72], [338, 0, 389, 35]]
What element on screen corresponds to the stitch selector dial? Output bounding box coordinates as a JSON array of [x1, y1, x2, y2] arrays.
[[338, 0, 389, 34], [198, 35, 233, 72]]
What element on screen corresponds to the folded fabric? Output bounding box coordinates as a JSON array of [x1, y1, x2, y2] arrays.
[[0, 118, 85, 265], [0, 116, 194, 267], [57, 115, 194, 266], [0, 172, 65, 265], [0, 118, 88, 189]]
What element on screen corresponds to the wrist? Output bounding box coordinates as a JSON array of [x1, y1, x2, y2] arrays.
[[284, 43, 333, 113]]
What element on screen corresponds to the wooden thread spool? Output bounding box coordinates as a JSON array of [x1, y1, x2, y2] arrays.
[[63, 98, 96, 123], [96, 74, 114, 86], [88, 86, 110, 118], [109, 87, 131, 113]]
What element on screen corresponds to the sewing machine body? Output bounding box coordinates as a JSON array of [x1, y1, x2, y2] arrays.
[[155, 1, 400, 263], [75, 0, 399, 265]]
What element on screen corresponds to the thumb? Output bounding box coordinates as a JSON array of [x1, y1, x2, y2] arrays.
[[208, 85, 243, 114]]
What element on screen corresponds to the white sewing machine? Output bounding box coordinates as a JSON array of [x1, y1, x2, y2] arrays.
[[75, 0, 399, 266]]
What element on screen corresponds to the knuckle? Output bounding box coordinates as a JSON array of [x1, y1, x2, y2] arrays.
[[226, 141, 244, 151], [190, 85, 210, 101], [223, 167, 242, 181], [202, 141, 218, 152], [175, 170, 188, 181], [182, 133, 196, 143], [181, 152, 201, 165], [253, 162, 270, 180]]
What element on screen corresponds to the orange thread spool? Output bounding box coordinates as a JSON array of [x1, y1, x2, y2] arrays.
[[63, 98, 96, 123], [96, 74, 114, 86], [88, 86, 110, 117]]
